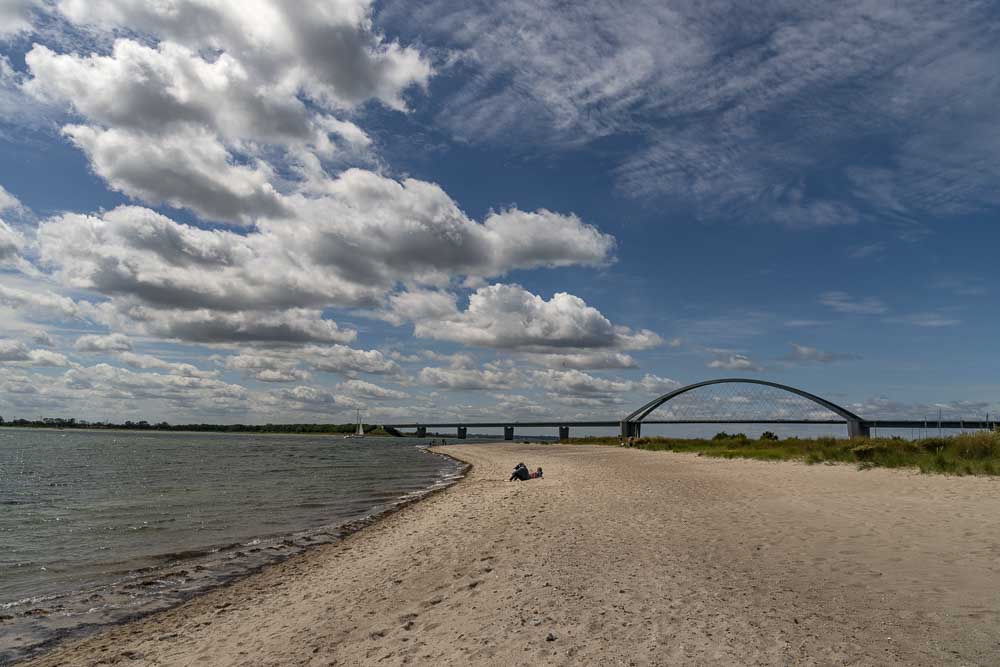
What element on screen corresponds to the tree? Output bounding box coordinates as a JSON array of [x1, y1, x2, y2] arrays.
[[760, 431, 779, 441]]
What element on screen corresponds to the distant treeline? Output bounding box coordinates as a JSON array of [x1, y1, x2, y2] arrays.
[[0, 417, 402, 437]]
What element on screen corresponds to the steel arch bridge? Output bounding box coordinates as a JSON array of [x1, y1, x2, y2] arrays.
[[384, 377, 995, 440], [619, 377, 869, 438]]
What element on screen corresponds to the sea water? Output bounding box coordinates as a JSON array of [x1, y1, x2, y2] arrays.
[[0, 429, 469, 663]]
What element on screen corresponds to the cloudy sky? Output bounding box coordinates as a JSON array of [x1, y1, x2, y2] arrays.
[[0, 0, 996, 429]]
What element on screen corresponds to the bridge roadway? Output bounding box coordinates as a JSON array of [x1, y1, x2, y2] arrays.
[[383, 419, 997, 440], [385, 378, 997, 440]]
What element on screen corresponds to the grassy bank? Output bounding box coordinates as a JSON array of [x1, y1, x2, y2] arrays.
[[566, 432, 1000, 475]]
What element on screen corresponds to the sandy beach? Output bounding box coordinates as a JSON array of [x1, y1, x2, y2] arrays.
[[21, 443, 1000, 666]]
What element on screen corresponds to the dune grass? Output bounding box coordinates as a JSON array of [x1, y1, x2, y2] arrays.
[[565, 432, 1000, 476]]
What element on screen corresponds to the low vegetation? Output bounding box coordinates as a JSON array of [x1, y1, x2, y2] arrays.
[[567, 431, 1000, 476]]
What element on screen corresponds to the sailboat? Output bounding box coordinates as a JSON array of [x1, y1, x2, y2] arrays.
[[344, 409, 365, 438]]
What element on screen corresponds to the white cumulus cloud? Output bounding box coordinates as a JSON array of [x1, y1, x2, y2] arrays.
[[224, 352, 311, 383], [25, 40, 346, 150], [54, 0, 432, 111], [531, 368, 633, 396], [336, 379, 409, 400], [74, 333, 133, 353], [520, 351, 638, 370], [0, 339, 30, 361], [117, 351, 217, 378], [64, 363, 248, 409], [62, 125, 288, 224], [300, 345, 400, 376], [418, 363, 519, 391], [410, 283, 661, 352], [0, 0, 37, 37], [0, 218, 25, 264]]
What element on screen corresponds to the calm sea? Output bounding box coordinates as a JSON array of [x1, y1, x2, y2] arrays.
[[0, 429, 469, 664]]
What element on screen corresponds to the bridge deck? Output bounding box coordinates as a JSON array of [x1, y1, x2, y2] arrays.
[[385, 420, 995, 429], [385, 377, 997, 437]]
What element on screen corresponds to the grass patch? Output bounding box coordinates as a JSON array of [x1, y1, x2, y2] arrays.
[[565, 432, 1000, 476]]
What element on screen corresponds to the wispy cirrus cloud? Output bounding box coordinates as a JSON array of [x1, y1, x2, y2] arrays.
[[707, 353, 763, 373], [783, 343, 861, 364], [848, 242, 885, 259], [388, 0, 1000, 229], [819, 291, 888, 315], [885, 313, 962, 328]]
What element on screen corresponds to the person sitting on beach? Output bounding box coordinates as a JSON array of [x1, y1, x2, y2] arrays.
[[530, 467, 543, 479], [509, 462, 531, 481]]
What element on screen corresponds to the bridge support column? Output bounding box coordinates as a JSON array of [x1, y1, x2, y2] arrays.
[[620, 421, 641, 439], [558, 426, 570, 441], [457, 426, 467, 439], [415, 426, 426, 438], [504, 426, 514, 441], [848, 420, 870, 438]]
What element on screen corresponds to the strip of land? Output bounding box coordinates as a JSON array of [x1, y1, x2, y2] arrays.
[[23, 444, 1000, 666]]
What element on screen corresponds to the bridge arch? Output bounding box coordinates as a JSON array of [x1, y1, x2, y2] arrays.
[[621, 378, 869, 438]]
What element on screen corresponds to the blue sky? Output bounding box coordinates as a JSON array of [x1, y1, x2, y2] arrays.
[[0, 0, 997, 431]]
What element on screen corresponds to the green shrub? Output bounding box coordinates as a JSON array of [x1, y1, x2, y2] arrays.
[[712, 431, 748, 441]]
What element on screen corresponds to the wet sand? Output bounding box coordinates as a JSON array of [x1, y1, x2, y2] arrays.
[[21, 443, 1000, 666]]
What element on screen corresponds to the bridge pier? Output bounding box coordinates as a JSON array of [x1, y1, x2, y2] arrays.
[[457, 426, 467, 439], [558, 426, 570, 441], [848, 420, 870, 438], [504, 426, 514, 441], [621, 420, 641, 439], [415, 426, 426, 438]]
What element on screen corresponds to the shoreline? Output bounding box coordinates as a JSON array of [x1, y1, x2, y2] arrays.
[[0, 427, 417, 438], [19, 443, 1000, 665], [3, 447, 470, 666]]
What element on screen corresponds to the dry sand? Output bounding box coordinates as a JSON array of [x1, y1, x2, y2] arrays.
[[22, 443, 1000, 666]]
